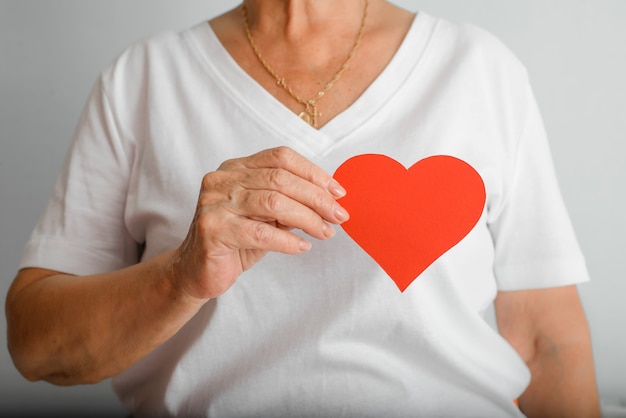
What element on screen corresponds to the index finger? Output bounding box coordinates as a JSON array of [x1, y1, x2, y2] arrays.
[[223, 146, 347, 198]]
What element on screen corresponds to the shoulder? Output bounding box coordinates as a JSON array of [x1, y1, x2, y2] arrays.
[[81, 24, 208, 140], [99, 23, 205, 90], [90, 22, 209, 122], [422, 13, 528, 80]]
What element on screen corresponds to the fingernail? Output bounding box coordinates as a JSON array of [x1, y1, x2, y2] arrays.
[[334, 204, 350, 223], [328, 179, 347, 198], [322, 223, 336, 238], [299, 239, 312, 252]]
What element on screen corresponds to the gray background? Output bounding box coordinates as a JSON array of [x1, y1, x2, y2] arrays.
[[1, 0, 624, 416]]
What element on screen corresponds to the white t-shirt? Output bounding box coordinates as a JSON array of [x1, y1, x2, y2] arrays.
[[20, 12, 589, 417]]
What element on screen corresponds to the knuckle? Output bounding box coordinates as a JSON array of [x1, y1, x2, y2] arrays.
[[269, 146, 293, 163], [200, 171, 246, 204], [303, 164, 326, 186], [201, 171, 229, 191], [199, 173, 229, 206], [267, 168, 288, 189], [201, 172, 218, 189], [250, 222, 272, 244], [311, 190, 330, 210], [262, 191, 283, 212], [217, 157, 239, 171]]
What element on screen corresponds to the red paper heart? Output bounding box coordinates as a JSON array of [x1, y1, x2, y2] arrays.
[[333, 154, 486, 292]]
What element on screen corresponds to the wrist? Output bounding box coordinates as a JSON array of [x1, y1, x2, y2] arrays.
[[161, 247, 212, 307]]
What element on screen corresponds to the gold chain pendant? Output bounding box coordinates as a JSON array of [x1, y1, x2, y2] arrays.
[[298, 111, 312, 125], [298, 101, 319, 128], [242, 0, 368, 130]]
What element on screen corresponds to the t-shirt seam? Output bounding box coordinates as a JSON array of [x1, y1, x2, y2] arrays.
[[22, 235, 130, 267], [497, 255, 585, 268]]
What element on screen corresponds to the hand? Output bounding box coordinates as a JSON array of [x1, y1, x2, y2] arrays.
[[170, 146, 349, 302]]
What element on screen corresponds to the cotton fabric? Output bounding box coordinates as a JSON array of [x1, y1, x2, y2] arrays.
[[20, 11, 589, 417]]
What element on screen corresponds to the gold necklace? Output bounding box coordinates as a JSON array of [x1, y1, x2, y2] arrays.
[[242, 1, 369, 128]]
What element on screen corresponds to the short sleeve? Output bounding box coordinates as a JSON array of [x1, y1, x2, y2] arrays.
[[488, 83, 590, 291], [19, 76, 139, 275]]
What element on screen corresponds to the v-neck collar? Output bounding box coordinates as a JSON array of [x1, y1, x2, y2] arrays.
[[186, 12, 438, 157]]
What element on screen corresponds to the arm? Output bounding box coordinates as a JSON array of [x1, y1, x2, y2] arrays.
[[494, 285, 600, 418], [6, 253, 195, 385], [6, 146, 348, 385]]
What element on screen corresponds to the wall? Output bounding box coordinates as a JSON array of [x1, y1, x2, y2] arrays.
[[1, 0, 624, 416]]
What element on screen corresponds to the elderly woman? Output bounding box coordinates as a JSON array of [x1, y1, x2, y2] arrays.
[[7, 1, 599, 417]]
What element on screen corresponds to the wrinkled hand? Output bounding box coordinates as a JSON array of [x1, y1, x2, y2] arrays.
[[171, 147, 349, 301]]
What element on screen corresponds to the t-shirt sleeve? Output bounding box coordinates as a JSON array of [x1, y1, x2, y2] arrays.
[[19, 75, 139, 276], [488, 82, 590, 291]]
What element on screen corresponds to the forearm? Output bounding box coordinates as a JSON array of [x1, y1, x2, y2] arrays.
[[518, 318, 600, 417], [495, 286, 600, 418], [6, 250, 205, 385], [7, 147, 345, 385]]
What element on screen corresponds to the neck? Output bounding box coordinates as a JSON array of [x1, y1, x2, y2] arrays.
[[211, 0, 413, 128], [243, 0, 371, 42]]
